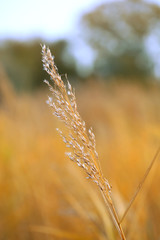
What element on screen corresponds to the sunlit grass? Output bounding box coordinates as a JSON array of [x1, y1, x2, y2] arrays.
[[0, 76, 160, 239]]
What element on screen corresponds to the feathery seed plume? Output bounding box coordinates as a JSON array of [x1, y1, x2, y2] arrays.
[[41, 45, 126, 240]]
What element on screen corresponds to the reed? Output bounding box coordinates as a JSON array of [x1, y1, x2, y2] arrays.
[[42, 45, 126, 240]]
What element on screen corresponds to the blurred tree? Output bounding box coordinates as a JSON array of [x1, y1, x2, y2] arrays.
[[81, 0, 160, 79], [49, 41, 77, 79], [0, 40, 77, 91]]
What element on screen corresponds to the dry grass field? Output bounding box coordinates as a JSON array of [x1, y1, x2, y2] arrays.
[[0, 64, 160, 239]]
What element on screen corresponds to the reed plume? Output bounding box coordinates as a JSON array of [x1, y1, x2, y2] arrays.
[[41, 45, 126, 240]]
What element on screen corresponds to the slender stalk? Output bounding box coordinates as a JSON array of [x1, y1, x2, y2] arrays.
[[101, 189, 126, 240], [120, 146, 160, 223]]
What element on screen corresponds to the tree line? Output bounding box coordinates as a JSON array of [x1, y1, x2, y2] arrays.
[[0, 0, 160, 91]]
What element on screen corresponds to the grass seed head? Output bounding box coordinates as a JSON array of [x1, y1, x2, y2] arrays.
[[42, 44, 112, 194]]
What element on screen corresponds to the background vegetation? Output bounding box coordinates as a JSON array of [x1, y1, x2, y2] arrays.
[[1, 0, 160, 91]]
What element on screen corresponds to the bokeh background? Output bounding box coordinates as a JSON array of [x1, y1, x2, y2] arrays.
[[0, 0, 160, 239]]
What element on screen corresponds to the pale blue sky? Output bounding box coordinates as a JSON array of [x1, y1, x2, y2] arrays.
[[0, 0, 160, 76], [0, 0, 108, 40], [0, 0, 159, 41]]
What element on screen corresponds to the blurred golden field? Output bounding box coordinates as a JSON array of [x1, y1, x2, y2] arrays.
[[0, 65, 160, 240]]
